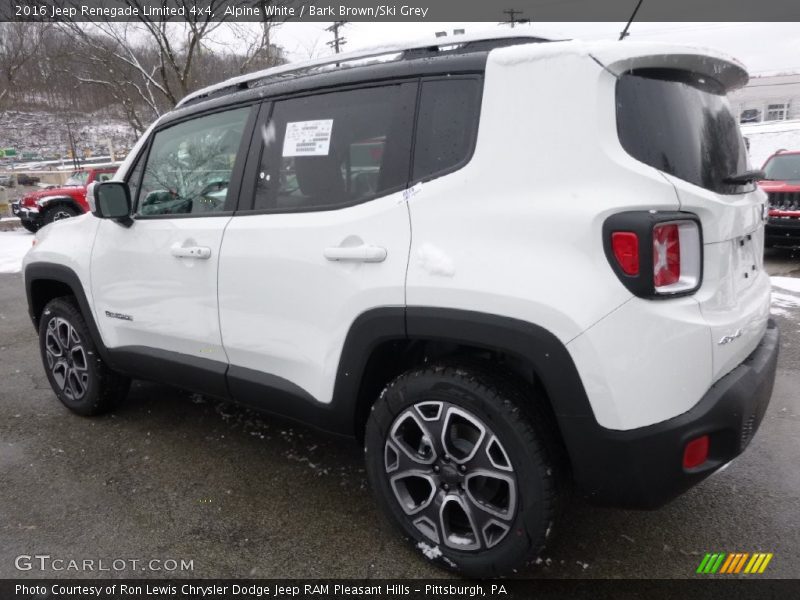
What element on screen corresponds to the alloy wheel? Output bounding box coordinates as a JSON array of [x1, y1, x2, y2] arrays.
[[44, 316, 90, 401], [384, 401, 518, 551]]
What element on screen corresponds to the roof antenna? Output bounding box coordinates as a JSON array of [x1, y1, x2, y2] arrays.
[[619, 0, 645, 41]]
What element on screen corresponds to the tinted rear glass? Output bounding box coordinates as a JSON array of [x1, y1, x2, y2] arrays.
[[617, 69, 751, 195], [412, 78, 481, 182]]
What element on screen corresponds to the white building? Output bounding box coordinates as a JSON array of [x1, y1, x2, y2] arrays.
[[730, 73, 800, 124]]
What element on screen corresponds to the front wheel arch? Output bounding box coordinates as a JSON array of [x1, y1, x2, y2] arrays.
[[25, 264, 112, 367]]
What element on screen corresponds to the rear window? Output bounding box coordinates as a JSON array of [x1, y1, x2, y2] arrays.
[[616, 69, 751, 195], [763, 154, 800, 181]]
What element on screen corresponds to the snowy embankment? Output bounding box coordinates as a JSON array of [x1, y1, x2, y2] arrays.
[[741, 120, 800, 167], [0, 229, 33, 274]]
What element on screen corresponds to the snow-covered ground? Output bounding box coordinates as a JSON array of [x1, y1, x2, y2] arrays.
[[741, 119, 800, 167], [0, 229, 33, 274], [771, 276, 800, 318]]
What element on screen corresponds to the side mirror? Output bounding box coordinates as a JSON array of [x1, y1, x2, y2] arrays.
[[90, 181, 133, 226]]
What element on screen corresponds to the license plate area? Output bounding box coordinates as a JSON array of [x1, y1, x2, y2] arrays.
[[734, 233, 759, 292]]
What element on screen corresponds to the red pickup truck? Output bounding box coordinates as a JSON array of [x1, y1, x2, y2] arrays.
[[13, 166, 118, 233]]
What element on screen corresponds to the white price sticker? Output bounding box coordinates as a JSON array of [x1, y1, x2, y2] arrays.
[[282, 120, 333, 157]]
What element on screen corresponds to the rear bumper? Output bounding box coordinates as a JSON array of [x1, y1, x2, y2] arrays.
[[766, 218, 800, 246], [565, 319, 779, 508]]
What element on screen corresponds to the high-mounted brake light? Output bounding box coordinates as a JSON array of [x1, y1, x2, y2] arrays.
[[611, 232, 639, 276], [603, 212, 703, 299]]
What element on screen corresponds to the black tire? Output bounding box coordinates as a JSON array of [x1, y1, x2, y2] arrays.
[[43, 204, 79, 225], [20, 220, 40, 233], [365, 363, 561, 577], [39, 297, 130, 416]]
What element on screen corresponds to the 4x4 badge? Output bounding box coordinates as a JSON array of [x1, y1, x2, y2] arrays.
[[718, 329, 743, 345]]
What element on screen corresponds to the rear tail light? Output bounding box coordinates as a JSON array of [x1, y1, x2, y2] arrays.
[[652, 223, 680, 287], [611, 232, 639, 276], [604, 212, 703, 298], [683, 435, 710, 469]]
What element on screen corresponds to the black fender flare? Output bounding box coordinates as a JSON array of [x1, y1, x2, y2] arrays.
[[332, 306, 596, 435], [24, 262, 111, 364], [336, 306, 604, 498], [36, 195, 84, 215]]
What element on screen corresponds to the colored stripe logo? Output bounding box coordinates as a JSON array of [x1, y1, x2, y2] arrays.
[[697, 552, 773, 574]]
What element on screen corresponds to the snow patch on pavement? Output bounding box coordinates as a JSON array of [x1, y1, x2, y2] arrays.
[[771, 277, 800, 295], [771, 276, 800, 318], [416, 541, 442, 560], [0, 229, 33, 274]]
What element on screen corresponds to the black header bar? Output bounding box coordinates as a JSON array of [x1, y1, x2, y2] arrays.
[[2, 0, 800, 22]]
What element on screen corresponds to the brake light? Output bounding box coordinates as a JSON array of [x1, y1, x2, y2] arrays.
[[611, 232, 639, 275], [603, 212, 702, 298], [683, 435, 709, 469], [653, 223, 680, 287]]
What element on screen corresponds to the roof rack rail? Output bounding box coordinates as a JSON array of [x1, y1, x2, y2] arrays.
[[176, 30, 554, 108]]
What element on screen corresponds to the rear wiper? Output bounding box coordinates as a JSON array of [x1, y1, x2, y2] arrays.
[[723, 169, 765, 184]]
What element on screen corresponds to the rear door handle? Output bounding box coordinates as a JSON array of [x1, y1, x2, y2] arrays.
[[171, 244, 211, 259], [323, 245, 387, 263]]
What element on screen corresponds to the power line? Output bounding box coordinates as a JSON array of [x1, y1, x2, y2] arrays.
[[325, 21, 348, 54]]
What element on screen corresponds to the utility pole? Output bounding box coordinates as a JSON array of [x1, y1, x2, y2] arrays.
[[501, 8, 529, 28], [66, 121, 79, 170], [326, 21, 348, 54]]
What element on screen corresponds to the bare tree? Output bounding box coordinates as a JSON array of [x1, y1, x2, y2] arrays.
[[59, 0, 287, 134], [0, 22, 51, 114], [230, 21, 283, 75]]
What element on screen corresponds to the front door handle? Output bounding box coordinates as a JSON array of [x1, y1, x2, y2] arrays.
[[323, 245, 387, 263], [171, 244, 211, 259]]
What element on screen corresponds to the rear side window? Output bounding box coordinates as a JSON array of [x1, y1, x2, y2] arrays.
[[617, 69, 751, 195], [412, 78, 481, 182], [252, 83, 416, 212]]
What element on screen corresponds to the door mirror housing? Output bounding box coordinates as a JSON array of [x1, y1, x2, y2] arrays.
[[90, 181, 133, 226]]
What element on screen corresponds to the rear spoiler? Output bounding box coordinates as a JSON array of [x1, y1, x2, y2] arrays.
[[588, 42, 749, 92], [490, 40, 749, 92]]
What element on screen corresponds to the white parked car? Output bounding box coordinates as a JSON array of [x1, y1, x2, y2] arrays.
[[23, 31, 779, 576]]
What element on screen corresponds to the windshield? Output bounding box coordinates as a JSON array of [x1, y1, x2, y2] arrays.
[[617, 68, 751, 195], [763, 154, 800, 181], [64, 170, 89, 186]]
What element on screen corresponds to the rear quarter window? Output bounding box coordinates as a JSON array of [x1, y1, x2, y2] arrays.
[[412, 77, 482, 182]]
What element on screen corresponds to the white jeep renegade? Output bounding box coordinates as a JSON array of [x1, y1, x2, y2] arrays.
[[23, 32, 780, 576]]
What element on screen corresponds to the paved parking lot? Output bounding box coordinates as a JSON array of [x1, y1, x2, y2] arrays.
[[0, 246, 798, 579]]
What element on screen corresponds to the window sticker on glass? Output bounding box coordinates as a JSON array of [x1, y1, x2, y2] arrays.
[[282, 119, 333, 157]]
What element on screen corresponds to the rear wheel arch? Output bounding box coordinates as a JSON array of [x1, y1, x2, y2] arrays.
[[340, 308, 592, 466]]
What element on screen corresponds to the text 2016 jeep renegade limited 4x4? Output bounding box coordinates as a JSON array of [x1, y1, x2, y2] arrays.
[[23, 32, 779, 577]]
